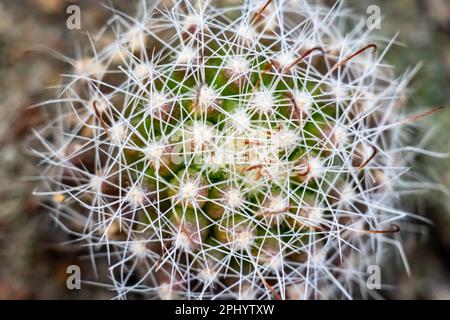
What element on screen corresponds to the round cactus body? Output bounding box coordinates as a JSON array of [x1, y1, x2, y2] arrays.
[[35, 0, 429, 300]]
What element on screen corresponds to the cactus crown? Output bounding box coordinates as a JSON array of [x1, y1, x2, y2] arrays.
[[35, 0, 426, 299]]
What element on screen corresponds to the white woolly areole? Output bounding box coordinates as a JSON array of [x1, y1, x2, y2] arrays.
[[179, 181, 199, 201], [191, 122, 215, 147], [175, 230, 194, 251], [340, 182, 356, 203], [236, 24, 256, 43], [272, 128, 299, 150], [73, 57, 105, 76], [274, 51, 296, 69], [197, 86, 218, 110], [309, 157, 323, 178], [224, 189, 244, 209], [226, 56, 250, 76], [232, 229, 254, 251], [90, 175, 104, 194], [130, 241, 148, 258], [148, 92, 168, 112], [264, 252, 283, 271], [230, 109, 251, 132], [329, 83, 348, 104], [109, 123, 127, 143], [144, 142, 165, 163], [251, 90, 275, 114], [333, 126, 349, 147], [183, 14, 202, 30], [126, 186, 146, 207], [238, 285, 256, 300], [197, 267, 217, 283], [134, 63, 153, 79], [294, 91, 314, 114], [268, 195, 289, 213], [176, 47, 197, 65], [308, 206, 323, 222], [125, 26, 147, 51], [158, 283, 177, 300]]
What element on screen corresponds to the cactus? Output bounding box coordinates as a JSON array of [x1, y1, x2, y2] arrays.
[[33, 0, 440, 299]]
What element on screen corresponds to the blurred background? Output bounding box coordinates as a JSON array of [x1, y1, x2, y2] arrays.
[[0, 0, 448, 299]]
